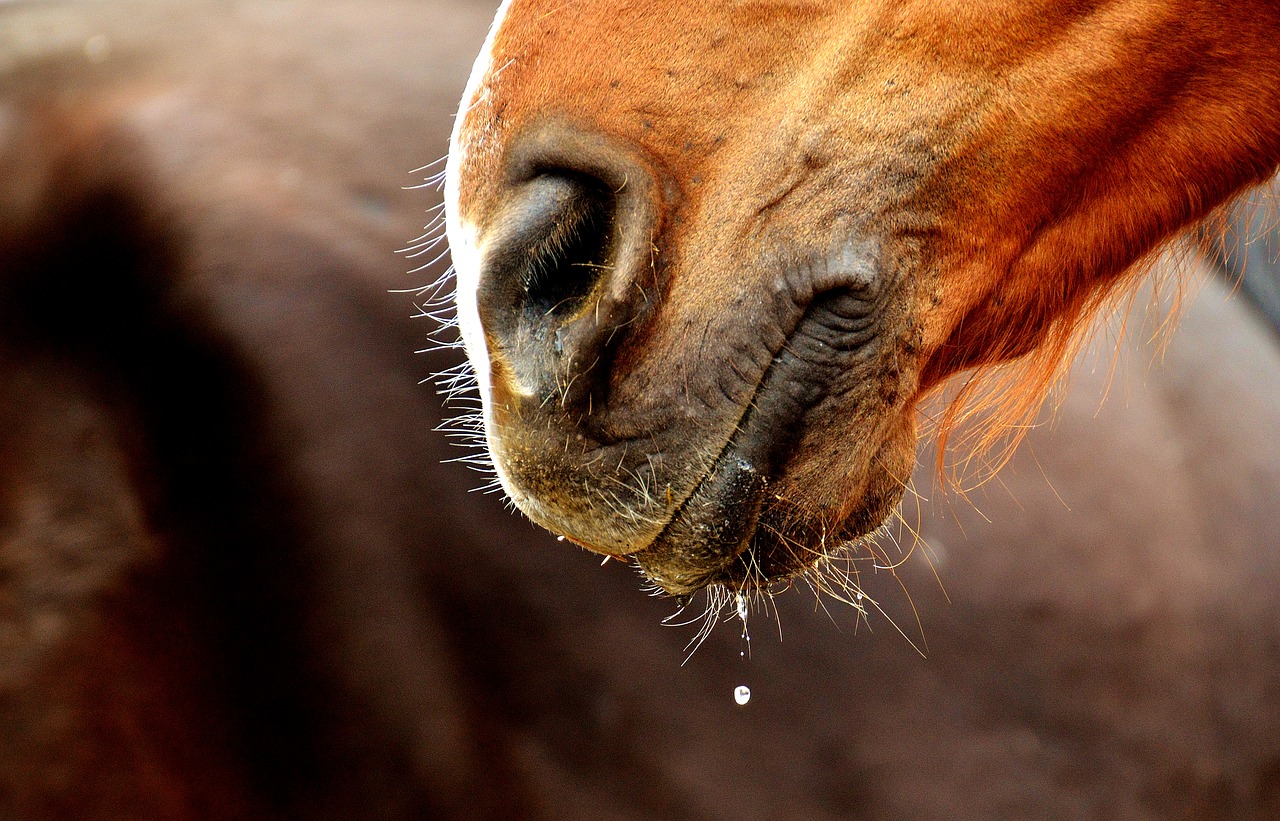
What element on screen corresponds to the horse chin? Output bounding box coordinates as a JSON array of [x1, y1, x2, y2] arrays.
[[487, 404, 915, 597], [631, 410, 916, 597]]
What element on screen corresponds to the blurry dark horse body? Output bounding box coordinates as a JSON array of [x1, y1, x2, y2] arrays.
[[4, 1, 1280, 820]]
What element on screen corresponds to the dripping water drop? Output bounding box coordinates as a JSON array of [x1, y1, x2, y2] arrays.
[[734, 685, 751, 705], [736, 592, 748, 622], [556, 535, 565, 542]]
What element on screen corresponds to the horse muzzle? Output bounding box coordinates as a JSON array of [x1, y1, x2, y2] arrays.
[[449, 119, 917, 595]]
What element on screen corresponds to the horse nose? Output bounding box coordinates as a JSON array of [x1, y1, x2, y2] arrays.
[[474, 125, 661, 410]]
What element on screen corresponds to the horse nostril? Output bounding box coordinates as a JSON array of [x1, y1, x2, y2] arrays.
[[513, 173, 614, 322], [476, 170, 625, 405], [470, 121, 663, 412]]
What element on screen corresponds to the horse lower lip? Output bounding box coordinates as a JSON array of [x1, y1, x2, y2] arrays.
[[633, 454, 767, 593]]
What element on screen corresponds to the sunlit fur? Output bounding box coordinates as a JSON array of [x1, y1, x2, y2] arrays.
[[446, 0, 1280, 597]]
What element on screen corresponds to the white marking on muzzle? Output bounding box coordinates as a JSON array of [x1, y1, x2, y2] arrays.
[[445, 0, 520, 498], [444, 0, 517, 411]]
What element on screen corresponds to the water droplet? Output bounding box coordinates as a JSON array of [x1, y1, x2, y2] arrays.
[[734, 685, 751, 705], [736, 593, 748, 621], [556, 535, 565, 542]]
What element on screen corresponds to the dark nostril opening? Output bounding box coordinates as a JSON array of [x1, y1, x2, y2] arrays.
[[475, 120, 664, 411], [478, 172, 616, 346], [519, 173, 614, 321]]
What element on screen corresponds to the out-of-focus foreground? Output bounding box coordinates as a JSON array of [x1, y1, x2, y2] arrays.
[[2, 2, 1280, 819]]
